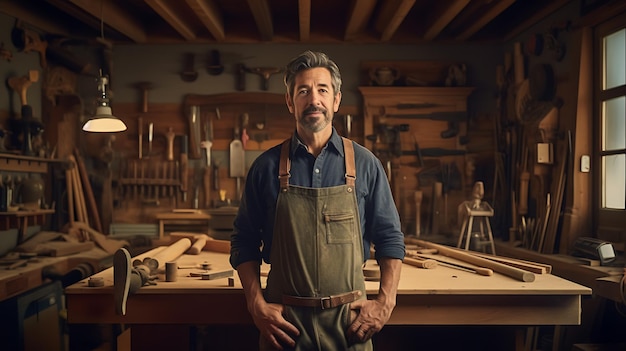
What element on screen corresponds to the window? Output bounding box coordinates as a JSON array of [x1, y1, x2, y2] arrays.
[[596, 13, 626, 235]]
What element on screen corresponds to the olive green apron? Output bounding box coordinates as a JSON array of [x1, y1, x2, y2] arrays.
[[261, 137, 370, 351]]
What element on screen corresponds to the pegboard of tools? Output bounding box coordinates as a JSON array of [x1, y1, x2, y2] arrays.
[[118, 159, 181, 205]]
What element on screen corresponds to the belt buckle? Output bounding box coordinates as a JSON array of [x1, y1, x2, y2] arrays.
[[320, 296, 332, 309]]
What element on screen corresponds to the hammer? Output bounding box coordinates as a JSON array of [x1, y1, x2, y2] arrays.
[[8, 70, 39, 106]]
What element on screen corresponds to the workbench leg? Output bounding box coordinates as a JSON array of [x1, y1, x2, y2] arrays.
[[117, 328, 131, 351], [515, 327, 536, 351], [552, 325, 562, 351], [159, 220, 164, 239]]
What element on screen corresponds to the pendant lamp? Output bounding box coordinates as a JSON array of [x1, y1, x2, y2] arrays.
[[82, 71, 127, 133]]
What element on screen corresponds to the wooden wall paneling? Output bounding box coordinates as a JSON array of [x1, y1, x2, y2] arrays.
[[109, 102, 188, 224], [359, 86, 475, 237], [19, 87, 358, 233], [43, 95, 82, 159], [102, 92, 360, 228], [181, 93, 292, 207]]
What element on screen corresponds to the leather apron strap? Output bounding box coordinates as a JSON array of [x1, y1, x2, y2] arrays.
[[278, 137, 356, 189]]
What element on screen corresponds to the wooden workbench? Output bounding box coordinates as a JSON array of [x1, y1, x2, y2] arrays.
[[0, 247, 110, 301], [65, 246, 591, 350]]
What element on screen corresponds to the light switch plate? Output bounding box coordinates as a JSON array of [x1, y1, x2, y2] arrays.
[[537, 143, 553, 164], [581, 155, 590, 172]]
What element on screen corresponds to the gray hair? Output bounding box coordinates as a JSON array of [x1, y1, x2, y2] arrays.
[[283, 51, 342, 98]]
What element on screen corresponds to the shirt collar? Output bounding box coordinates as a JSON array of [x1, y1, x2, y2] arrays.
[[290, 127, 344, 157]]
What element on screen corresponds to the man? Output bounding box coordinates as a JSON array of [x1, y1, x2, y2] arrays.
[[230, 50, 405, 350]]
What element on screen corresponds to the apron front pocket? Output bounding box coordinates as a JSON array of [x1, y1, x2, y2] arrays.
[[323, 211, 356, 244]]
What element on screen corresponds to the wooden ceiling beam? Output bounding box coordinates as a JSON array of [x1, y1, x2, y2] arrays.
[[375, 0, 416, 42], [423, 0, 470, 40], [69, 0, 147, 43], [45, 0, 101, 31], [455, 0, 516, 40], [144, 0, 196, 41], [504, 0, 572, 42], [344, 0, 377, 41], [185, 0, 225, 41], [246, 0, 273, 41], [298, 0, 311, 41], [1, 1, 70, 35]]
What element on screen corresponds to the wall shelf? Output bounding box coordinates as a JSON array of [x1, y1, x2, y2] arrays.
[[0, 154, 60, 173]]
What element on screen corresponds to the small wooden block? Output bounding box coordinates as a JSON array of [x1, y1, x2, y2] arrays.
[[201, 269, 234, 280]]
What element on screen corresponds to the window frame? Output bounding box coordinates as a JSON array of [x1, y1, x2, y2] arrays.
[[594, 12, 626, 235]]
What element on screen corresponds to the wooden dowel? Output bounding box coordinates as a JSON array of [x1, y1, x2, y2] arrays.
[[461, 250, 550, 274], [403, 257, 437, 269], [144, 238, 192, 271], [415, 253, 494, 276], [407, 238, 535, 282], [187, 234, 209, 255]]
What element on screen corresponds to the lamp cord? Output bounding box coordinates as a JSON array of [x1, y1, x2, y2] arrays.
[[100, 0, 104, 40]]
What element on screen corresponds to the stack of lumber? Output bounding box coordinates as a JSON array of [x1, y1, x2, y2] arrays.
[[66, 149, 102, 236]]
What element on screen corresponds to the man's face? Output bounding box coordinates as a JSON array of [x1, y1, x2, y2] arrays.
[[286, 67, 341, 133]]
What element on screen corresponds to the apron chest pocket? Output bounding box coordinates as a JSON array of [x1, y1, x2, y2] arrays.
[[323, 212, 356, 244]]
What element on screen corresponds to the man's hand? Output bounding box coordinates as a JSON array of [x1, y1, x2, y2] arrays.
[[346, 298, 394, 343], [250, 300, 300, 350], [347, 257, 402, 344], [237, 261, 300, 350]]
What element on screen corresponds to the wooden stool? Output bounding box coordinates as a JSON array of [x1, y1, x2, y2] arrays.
[[457, 202, 496, 255]]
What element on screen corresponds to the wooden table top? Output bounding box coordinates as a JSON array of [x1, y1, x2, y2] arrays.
[[64, 246, 592, 327], [66, 247, 591, 296]]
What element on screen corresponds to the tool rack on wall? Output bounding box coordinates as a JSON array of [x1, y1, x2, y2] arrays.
[[358, 60, 479, 238], [0, 154, 59, 243]]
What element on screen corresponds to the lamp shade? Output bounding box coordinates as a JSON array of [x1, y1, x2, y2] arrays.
[[83, 106, 127, 132], [83, 72, 127, 133]]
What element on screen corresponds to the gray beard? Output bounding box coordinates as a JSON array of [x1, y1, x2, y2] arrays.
[[298, 112, 332, 133]]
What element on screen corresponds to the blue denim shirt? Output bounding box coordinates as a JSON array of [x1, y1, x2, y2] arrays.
[[230, 128, 405, 269]]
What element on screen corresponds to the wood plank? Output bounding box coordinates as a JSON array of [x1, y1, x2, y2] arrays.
[[455, 0, 515, 40], [423, 0, 470, 40], [186, 0, 225, 41], [504, 0, 572, 42], [145, 0, 197, 41], [74, 148, 103, 233], [69, 0, 147, 43], [2, 1, 71, 35], [344, 0, 377, 40], [246, 0, 273, 41], [375, 0, 416, 42], [298, 0, 311, 41]]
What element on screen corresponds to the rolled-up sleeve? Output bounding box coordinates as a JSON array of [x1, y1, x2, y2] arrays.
[[354, 144, 405, 261]]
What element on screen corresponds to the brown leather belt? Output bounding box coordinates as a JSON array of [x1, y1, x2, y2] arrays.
[[282, 290, 362, 310]]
